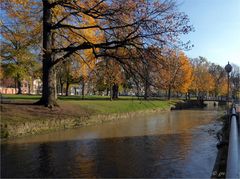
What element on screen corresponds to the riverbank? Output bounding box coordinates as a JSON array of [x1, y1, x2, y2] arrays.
[[211, 114, 229, 178], [0, 95, 174, 139], [171, 100, 207, 110]]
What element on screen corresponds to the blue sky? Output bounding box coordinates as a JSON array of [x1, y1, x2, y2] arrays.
[[179, 0, 240, 66]]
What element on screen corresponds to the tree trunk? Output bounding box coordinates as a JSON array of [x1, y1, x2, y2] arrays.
[[31, 78, 34, 94], [54, 71, 57, 99], [112, 83, 119, 99], [136, 84, 140, 99], [28, 81, 31, 94], [81, 79, 85, 100], [109, 84, 113, 101], [36, 1, 57, 107], [185, 92, 190, 100], [40, 63, 57, 106], [60, 83, 64, 95], [66, 81, 70, 96], [74, 87, 77, 95], [168, 86, 171, 100], [58, 75, 63, 95], [144, 79, 149, 100], [14, 78, 17, 93], [17, 78, 22, 94]]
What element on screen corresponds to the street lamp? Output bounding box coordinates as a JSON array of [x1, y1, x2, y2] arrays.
[[225, 62, 232, 105]]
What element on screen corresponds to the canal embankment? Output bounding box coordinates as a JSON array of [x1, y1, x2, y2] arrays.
[[211, 114, 229, 178], [212, 104, 240, 178], [171, 99, 207, 110], [0, 95, 174, 139]]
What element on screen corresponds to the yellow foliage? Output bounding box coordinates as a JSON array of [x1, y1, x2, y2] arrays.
[[177, 52, 193, 93], [219, 78, 228, 96], [190, 61, 215, 93], [158, 50, 193, 93]]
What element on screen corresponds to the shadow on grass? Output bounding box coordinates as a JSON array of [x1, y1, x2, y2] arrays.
[[58, 96, 111, 101], [1, 94, 172, 106], [58, 95, 171, 101], [0, 101, 36, 106]]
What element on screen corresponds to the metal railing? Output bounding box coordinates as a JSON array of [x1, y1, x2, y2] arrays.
[[226, 105, 239, 178]]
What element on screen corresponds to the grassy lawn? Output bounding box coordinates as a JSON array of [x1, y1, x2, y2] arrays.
[[1, 94, 138, 101], [1, 94, 173, 116], [67, 100, 171, 114]]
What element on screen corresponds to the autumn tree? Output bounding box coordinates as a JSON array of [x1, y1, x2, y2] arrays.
[[44, 0, 193, 106], [78, 49, 98, 99], [156, 50, 192, 100], [218, 78, 228, 97], [230, 63, 240, 99], [208, 63, 226, 97], [173, 52, 193, 96], [56, 60, 73, 96], [190, 57, 214, 98], [0, 1, 41, 94], [2, 0, 192, 107], [135, 47, 163, 100], [56, 63, 67, 95], [0, 65, 3, 80], [92, 59, 125, 100]]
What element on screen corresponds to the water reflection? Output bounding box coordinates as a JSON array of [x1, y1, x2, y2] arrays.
[[1, 107, 223, 178]]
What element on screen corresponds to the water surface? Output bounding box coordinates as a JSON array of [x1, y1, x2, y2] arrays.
[[1, 105, 223, 178]]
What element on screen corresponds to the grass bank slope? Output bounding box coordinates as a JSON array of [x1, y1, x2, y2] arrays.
[[1, 95, 174, 139]]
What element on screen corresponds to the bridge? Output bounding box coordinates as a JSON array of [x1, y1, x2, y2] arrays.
[[202, 97, 237, 103]]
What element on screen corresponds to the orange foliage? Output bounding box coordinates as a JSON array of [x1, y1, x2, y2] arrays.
[[158, 50, 193, 93], [190, 60, 215, 94]]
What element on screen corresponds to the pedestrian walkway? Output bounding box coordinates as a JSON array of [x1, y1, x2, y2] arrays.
[[237, 104, 240, 178]]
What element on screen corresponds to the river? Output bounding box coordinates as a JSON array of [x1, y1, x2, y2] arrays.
[[1, 103, 224, 178]]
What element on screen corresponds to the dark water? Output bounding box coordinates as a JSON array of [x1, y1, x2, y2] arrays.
[[1, 104, 224, 178]]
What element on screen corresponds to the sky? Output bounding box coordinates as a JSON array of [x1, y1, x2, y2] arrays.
[[178, 0, 240, 67]]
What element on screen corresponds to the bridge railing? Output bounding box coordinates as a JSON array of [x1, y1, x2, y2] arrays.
[[226, 105, 239, 178]]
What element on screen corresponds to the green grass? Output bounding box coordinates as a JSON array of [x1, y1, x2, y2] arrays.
[[66, 100, 171, 114], [1, 94, 174, 115], [2, 94, 138, 101]]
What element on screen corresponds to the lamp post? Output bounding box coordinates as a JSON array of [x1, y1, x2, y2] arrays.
[[225, 62, 232, 107]]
